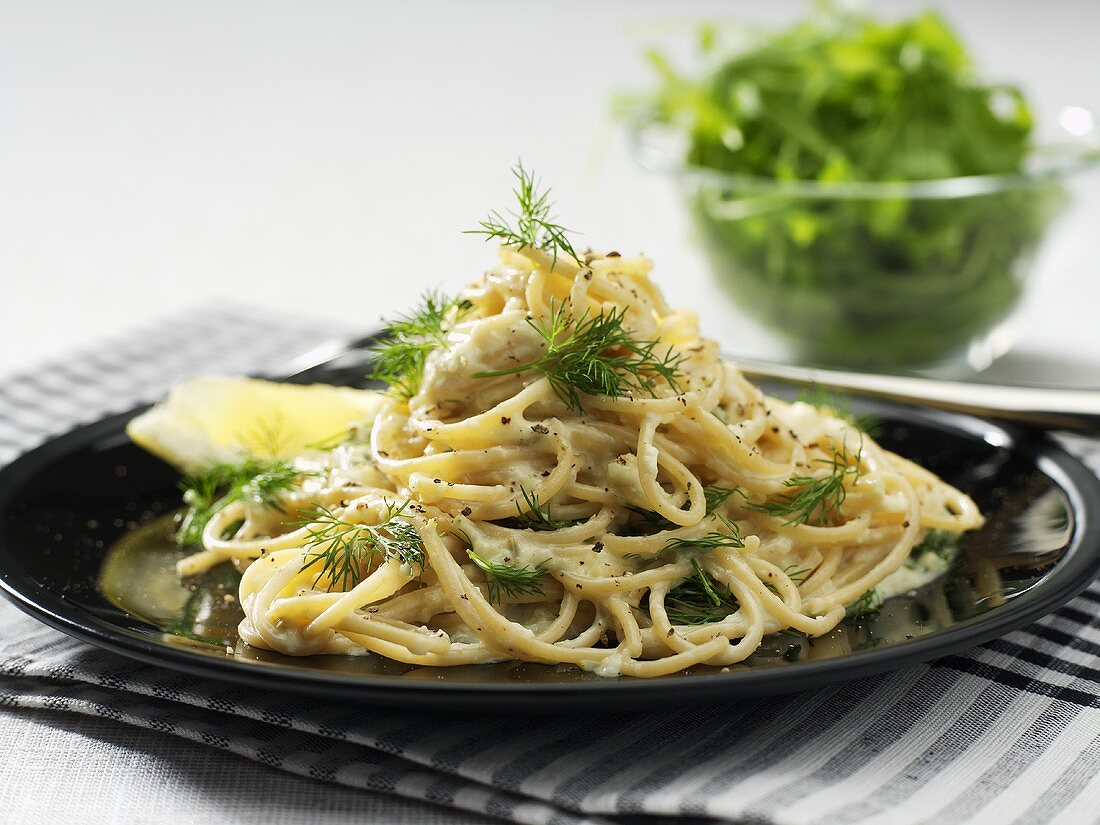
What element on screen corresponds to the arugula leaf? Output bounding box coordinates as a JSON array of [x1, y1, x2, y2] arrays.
[[633, 3, 1062, 369]]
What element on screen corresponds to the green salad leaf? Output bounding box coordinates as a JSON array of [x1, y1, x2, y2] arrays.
[[655, 8, 1032, 182], [634, 3, 1064, 368]]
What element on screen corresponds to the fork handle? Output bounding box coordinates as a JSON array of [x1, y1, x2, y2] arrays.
[[735, 358, 1100, 434]]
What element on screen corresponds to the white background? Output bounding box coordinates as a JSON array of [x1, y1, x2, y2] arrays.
[[2, 0, 1099, 383]]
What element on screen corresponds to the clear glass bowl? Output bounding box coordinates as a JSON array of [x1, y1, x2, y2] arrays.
[[632, 109, 1100, 373]]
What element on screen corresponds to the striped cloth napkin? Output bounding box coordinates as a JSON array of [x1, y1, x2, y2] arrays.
[[1, 310, 1098, 825]]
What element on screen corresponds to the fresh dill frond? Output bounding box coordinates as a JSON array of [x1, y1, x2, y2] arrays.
[[903, 528, 962, 570], [240, 464, 306, 511], [466, 549, 550, 604], [512, 487, 580, 531], [177, 458, 302, 547], [704, 485, 740, 514], [663, 559, 740, 625], [297, 501, 425, 590], [474, 300, 683, 414], [661, 514, 745, 554], [796, 385, 879, 434], [628, 514, 745, 562], [915, 529, 961, 561], [177, 476, 221, 547], [220, 518, 245, 541], [624, 505, 678, 534], [782, 564, 813, 585], [749, 440, 863, 526], [845, 588, 882, 619], [626, 485, 741, 535], [368, 290, 471, 398], [465, 161, 580, 266]]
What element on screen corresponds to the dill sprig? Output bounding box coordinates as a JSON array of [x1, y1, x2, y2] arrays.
[[624, 505, 677, 534], [704, 485, 739, 514], [465, 162, 580, 266], [475, 300, 683, 414], [241, 464, 305, 509], [627, 484, 741, 535], [368, 290, 471, 398], [627, 513, 745, 562], [661, 514, 745, 554], [783, 564, 813, 585], [623, 505, 676, 535], [297, 501, 425, 590], [749, 440, 863, 526], [663, 559, 740, 625], [845, 588, 882, 619], [915, 529, 961, 561], [466, 549, 550, 604], [177, 458, 302, 547], [512, 487, 580, 532]]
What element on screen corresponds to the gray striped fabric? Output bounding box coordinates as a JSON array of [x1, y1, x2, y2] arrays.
[[0, 312, 1098, 825]]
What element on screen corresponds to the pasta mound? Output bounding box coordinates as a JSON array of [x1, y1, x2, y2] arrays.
[[189, 247, 983, 677]]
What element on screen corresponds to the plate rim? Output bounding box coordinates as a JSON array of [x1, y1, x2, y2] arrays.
[[2, 403, 1098, 709]]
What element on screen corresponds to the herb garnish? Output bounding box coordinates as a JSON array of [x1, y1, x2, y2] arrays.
[[749, 440, 862, 526], [627, 484, 742, 534], [662, 559, 740, 625], [466, 549, 550, 604], [627, 513, 745, 562], [904, 528, 962, 570], [845, 588, 882, 619], [660, 514, 745, 554], [915, 529, 961, 561], [368, 290, 471, 398], [466, 162, 580, 266], [475, 299, 683, 414], [177, 459, 302, 547], [296, 501, 425, 589], [511, 487, 580, 532], [782, 564, 812, 585], [703, 485, 739, 514]]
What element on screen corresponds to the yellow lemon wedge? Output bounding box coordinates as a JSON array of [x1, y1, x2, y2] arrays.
[[125, 376, 385, 473]]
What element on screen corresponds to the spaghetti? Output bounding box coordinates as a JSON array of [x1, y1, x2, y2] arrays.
[[155, 243, 983, 677]]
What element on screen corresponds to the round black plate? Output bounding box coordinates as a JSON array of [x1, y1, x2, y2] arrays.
[[1, 379, 1098, 710]]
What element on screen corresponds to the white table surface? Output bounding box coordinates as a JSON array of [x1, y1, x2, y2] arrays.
[[2, 1, 1100, 823], [3, 0, 1100, 385]]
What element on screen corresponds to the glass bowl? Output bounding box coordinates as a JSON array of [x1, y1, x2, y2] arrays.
[[631, 108, 1100, 373]]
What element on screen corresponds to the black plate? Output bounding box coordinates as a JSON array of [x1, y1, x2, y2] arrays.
[[1, 373, 1098, 710]]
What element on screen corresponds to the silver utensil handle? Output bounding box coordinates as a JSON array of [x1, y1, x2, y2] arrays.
[[280, 338, 1100, 434], [736, 358, 1100, 434]]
